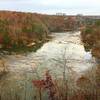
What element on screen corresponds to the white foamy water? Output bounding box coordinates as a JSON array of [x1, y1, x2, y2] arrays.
[[5, 31, 95, 75]]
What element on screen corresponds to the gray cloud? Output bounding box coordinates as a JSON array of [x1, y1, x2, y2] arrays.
[[0, 0, 100, 15]]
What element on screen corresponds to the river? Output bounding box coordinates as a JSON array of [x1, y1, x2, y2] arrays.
[[0, 31, 96, 100]]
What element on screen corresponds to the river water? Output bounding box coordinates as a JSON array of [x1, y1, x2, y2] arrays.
[[0, 31, 96, 100]]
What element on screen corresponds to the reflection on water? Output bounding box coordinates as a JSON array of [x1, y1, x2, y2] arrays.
[[0, 31, 96, 100]]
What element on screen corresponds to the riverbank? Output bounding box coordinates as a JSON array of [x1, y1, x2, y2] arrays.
[[81, 23, 100, 99]]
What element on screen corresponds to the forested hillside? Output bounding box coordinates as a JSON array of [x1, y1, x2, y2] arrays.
[[0, 11, 49, 50], [0, 11, 76, 51]]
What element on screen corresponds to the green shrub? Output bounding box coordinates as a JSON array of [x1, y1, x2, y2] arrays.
[[2, 34, 11, 48], [84, 27, 93, 34], [33, 23, 44, 33], [95, 20, 100, 26]]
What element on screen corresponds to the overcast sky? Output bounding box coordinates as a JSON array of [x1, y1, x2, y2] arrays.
[[0, 0, 100, 15]]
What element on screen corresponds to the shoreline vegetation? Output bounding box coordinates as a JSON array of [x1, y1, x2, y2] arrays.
[[0, 35, 52, 54], [81, 20, 100, 59], [0, 11, 80, 54], [0, 11, 50, 54], [81, 20, 100, 100]]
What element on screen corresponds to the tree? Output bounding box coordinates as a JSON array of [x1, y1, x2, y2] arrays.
[[2, 33, 11, 48], [0, 34, 3, 44]]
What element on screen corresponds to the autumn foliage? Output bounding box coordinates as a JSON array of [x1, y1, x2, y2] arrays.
[[32, 71, 57, 100], [0, 11, 77, 50], [81, 20, 100, 58], [0, 11, 49, 50]]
